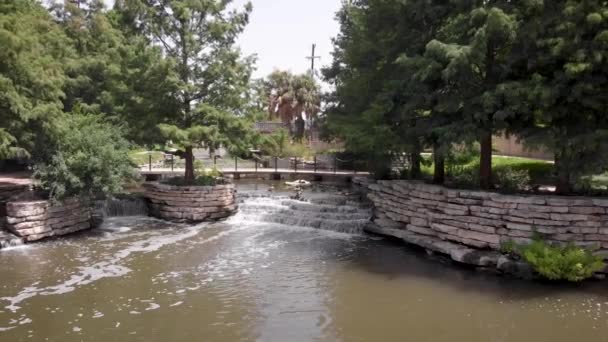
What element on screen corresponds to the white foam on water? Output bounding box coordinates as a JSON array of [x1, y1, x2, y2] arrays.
[[0, 244, 30, 253], [145, 303, 160, 311], [1, 220, 206, 313]]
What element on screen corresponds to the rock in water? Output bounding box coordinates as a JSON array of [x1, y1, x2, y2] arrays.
[[285, 180, 311, 188]]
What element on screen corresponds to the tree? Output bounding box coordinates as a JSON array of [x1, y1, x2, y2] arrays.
[[519, 0, 608, 193], [264, 71, 320, 140], [118, 0, 255, 183], [421, 2, 521, 189], [0, 0, 69, 159], [323, 0, 457, 179], [51, 0, 179, 145]]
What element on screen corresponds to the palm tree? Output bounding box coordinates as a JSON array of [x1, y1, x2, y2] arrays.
[[265, 71, 320, 140]]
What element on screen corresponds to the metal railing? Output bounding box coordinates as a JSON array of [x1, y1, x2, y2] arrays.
[[144, 154, 364, 175]]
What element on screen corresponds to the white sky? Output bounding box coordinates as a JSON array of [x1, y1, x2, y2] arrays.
[[103, 0, 342, 80]]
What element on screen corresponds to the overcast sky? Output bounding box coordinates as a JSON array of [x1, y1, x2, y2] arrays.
[[103, 0, 342, 80]]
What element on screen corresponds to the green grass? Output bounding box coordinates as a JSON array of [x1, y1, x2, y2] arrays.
[[421, 155, 554, 184], [129, 149, 164, 167], [591, 173, 608, 190], [491, 156, 554, 184]]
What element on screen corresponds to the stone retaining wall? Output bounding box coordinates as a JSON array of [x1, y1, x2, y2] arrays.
[[367, 180, 608, 253], [144, 182, 237, 223], [5, 197, 91, 241], [0, 185, 30, 231]]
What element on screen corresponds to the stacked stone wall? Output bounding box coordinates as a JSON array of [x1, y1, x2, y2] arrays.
[[368, 180, 608, 252], [144, 182, 237, 223], [5, 198, 91, 241], [0, 185, 29, 232]]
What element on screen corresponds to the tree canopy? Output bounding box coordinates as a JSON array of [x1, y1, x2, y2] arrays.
[[113, 0, 255, 182], [263, 70, 320, 140], [324, 0, 608, 193]]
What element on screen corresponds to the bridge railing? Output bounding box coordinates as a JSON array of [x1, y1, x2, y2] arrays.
[[143, 154, 366, 174]]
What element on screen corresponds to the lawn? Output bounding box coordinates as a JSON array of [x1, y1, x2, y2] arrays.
[[421, 155, 555, 185], [129, 149, 165, 167]]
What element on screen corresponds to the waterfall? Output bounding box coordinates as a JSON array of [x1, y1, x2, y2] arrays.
[[234, 193, 371, 235], [95, 197, 148, 218], [0, 231, 24, 250]]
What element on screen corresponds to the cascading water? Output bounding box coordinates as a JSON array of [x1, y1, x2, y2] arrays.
[[95, 197, 148, 218], [0, 230, 23, 249], [234, 192, 371, 235]]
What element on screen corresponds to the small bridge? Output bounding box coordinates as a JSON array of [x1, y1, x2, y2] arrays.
[[138, 155, 368, 181], [139, 167, 367, 182]]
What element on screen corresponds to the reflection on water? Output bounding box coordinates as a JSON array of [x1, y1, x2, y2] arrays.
[[0, 181, 607, 341]]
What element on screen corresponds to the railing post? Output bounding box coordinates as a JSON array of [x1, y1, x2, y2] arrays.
[[149, 154, 152, 171], [171, 154, 174, 172], [234, 156, 238, 172], [255, 159, 258, 172], [274, 156, 278, 172], [314, 155, 317, 173], [294, 157, 298, 173], [334, 156, 337, 174]]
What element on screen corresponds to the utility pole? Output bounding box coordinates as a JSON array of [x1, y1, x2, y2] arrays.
[[306, 44, 321, 78]]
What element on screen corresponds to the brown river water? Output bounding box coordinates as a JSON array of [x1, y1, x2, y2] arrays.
[[1, 181, 608, 341]]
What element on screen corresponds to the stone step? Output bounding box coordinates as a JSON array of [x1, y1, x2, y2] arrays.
[[365, 221, 500, 267]]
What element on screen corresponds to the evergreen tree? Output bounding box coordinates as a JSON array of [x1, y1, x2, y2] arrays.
[[52, 0, 178, 145], [323, 0, 457, 178], [0, 0, 69, 159], [117, 0, 255, 183], [422, 2, 520, 188], [521, 0, 608, 193]]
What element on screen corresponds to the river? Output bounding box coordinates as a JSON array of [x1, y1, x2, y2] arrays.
[[1, 181, 607, 341]]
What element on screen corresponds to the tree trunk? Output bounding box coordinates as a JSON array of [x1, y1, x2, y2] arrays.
[[294, 117, 305, 142], [184, 146, 195, 184], [479, 131, 492, 189], [555, 149, 572, 194], [433, 144, 445, 185], [410, 139, 422, 179]]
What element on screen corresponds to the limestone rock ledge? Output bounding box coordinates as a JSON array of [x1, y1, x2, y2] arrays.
[[144, 182, 237, 223], [364, 180, 608, 277], [0, 184, 30, 233], [5, 197, 91, 242]]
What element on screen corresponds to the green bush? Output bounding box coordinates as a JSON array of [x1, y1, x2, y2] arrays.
[[500, 239, 518, 255], [492, 157, 554, 185], [518, 239, 604, 282], [447, 166, 479, 189], [164, 165, 225, 187], [493, 167, 531, 193], [34, 113, 136, 201], [162, 175, 226, 186]]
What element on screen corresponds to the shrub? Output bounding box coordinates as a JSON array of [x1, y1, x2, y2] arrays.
[[34, 113, 136, 201], [447, 166, 479, 189], [162, 175, 226, 187], [500, 239, 518, 255], [493, 167, 531, 193], [164, 166, 225, 187], [518, 239, 604, 282]]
